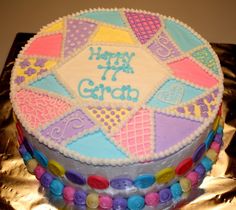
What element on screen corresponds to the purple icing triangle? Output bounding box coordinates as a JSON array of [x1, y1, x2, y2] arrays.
[[154, 112, 200, 153], [64, 18, 97, 58]]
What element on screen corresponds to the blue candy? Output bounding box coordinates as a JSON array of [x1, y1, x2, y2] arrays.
[[127, 195, 145, 210], [170, 182, 182, 200], [201, 157, 213, 171]]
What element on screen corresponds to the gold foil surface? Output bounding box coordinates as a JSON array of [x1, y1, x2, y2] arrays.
[[0, 34, 235, 210]]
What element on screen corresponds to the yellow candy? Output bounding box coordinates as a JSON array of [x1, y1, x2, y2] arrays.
[[155, 167, 175, 184], [86, 193, 99, 209], [212, 116, 220, 131], [179, 177, 191, 192], [48, 160, 65, 176], [26, 158, 38, 174], [206, 149, 218, 162]]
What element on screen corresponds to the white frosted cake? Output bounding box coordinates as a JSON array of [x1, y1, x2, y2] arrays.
[[10, 8, 223, 210]]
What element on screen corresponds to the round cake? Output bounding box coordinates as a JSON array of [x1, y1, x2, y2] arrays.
[[10, 8, 224, 210]]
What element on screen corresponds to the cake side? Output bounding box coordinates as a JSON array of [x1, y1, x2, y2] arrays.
[[10, 8, 223, 166]]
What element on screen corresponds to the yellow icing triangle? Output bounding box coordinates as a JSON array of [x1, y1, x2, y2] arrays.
[[91, 25, 136, 45], [15, 58, 57, 84], [40, 20, 64, 33], [86, 106, 132, 133]]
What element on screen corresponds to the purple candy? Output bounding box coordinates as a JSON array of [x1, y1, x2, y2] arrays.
[[19, 144, 27, 155], [214, 133, 223, 144], [110, 177, 133, 190], [65, 170, 86, 185], [113, 197, 127, 210], [40, 172, 53, 188], [159, 188, 172, 203], [192, 143, 206, 162], [74, 190, 87, 205], [194, 164, 206, 179], [23, 138, 34, 155]]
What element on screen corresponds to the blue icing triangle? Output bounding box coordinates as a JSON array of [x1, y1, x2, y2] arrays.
[[66, 130, 127, 159], [79, 11, 125, 27], [164, 19, 203, 52], [146, 79, 204, 109], [30, 74, 72, 98]]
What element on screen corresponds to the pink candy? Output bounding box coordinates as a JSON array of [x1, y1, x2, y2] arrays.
[[145, 192, 159, 206], [186, 171, 199, 187], [99, 195, 113, 209], [63, 186, 75, 201], [210, 141, 221, 153], [34, 165, 46, 180]]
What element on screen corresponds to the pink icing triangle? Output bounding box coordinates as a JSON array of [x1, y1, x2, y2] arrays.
[[112, 108, 153, 157], [125, 11, 161, 44], [154, 112, 200, 153], [64, 18, 97, 58], [14, 89, 71, 129], [24, 34, 63, 57], [168, 57, 218, 88]]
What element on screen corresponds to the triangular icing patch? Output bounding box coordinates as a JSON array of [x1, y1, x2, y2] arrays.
[[79, 10, 125, 27], [112, 108, 154, 158], [192, 47, 219, 75], [30, 74, 72, 98], [86, 106, 133, 133], [41, 108, 96, 144], [91, 25, 136, 45], [66, 130, 127, 159], [154, 112, 201, 153], [64, 18, 97, 58], [168, 57, 218, 88], [14, 58, 57, 85], [125, 11, 161, 44], [146, 78, 204, 109], [164, 19, 203, 52], [40, 19, 64, 33], [24, 34, 63, 57], [170, 88, 219, 119], [14, 89, 71, 129]]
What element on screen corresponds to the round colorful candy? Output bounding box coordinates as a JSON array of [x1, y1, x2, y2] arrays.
[[87, 175, 109, 190], [110, 177, 133, 189], [179, 177, 191, 192], [48, 160, 65, 177], [186, 171, 199, 187], [206, 149, 218, 162], [33, 149, 48, 167], [19, 144, 27, 156], [99, 195, 112, 209], [201, 157, 213, 171], [40, 172, 53, 188], [205, 130, 215, 149], [63, 186, 75, 201], [192, 143, 206, 162], [194, 164, 206, 179], [50, 179, 64, 196], [155, 167, 175, 184], [212, 116, 220, 131], [145, 192, 159, 207], [65, 170, 86, 185], [159, 188, 172, 203], [113, 197, 127, 210], [210, 141, 221, 153], [26, 158, 38, 174], [34, 165, 46, 180], [170, 183, 182, 200], [127, 195, 145, 210], [74, 190, 87, 205], [23, 138, 34, 155], [16, 122, 24, 144], [175, 158, 193, 175], [134, 174, 155, 189], [86, 193, 99, 209], [22, 152, 32, 162]]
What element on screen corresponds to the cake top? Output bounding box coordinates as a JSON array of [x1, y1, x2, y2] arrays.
[[10, 8, 223, 165]]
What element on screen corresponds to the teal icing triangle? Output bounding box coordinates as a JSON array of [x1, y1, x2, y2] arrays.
[[78, 11, 125, 27], [164, 19, 203, 52], [30, 74, 72, 98], [146, 79, 204, 109], [66, 130, 127, 159]]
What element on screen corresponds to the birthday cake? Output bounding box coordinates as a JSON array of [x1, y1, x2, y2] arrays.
[[10, 8, 224, 209]]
